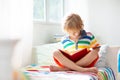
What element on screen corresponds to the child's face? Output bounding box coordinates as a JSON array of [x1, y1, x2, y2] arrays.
[[67, 30, 80, 39]]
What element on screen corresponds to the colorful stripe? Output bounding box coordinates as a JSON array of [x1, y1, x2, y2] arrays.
[[98, 67, 116, 80], [61, 31, 98, 54], [117, 51, 120, 72]]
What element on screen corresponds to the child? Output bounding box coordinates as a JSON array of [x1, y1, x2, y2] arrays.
[[50, 13, 100, 74]]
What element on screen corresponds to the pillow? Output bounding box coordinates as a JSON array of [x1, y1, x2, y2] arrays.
[[33, 42, 62, 66], [95, 44, 109, 68]]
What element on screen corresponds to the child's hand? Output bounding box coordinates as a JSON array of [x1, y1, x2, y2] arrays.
[[92, 44, 101, 50]]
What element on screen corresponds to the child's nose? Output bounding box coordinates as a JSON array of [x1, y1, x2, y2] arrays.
[[74, 33, 78, 36]]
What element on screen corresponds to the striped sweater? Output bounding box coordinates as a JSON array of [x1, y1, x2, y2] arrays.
[[61, 30, 98, 55]]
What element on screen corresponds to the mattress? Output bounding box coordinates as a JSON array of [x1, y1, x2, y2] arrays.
[[20, 64, 116, 80]]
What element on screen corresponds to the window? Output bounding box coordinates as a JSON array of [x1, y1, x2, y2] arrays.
[[33, 0, 64, 23]]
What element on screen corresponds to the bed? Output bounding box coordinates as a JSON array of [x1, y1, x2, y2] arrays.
[[19, 42, 120, 80]]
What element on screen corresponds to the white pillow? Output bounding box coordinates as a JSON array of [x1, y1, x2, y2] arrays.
[[95, 44, 109, 68], [33, 42, 62, 66]]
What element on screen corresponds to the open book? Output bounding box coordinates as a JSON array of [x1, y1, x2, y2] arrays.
[[59, 48, 89, 62], [59, 44, 101, 62]]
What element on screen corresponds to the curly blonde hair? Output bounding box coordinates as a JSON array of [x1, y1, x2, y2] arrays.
[[63, 13, 84, 32]]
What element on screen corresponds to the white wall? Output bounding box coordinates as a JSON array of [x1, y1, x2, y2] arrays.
[[88, 0, 120, 45], [0, 0, 33, 69], [33, 22, 63, 46]]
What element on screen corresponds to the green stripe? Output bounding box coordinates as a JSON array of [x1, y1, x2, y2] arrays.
[[78, 41, 90, 45], [100, 72, 107, 80], [91, 35, 95, 40], [64, 42, 74, 49]]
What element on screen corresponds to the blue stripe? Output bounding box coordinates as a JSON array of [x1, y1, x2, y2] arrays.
[[62, 39, 71, 44], [81, 36, 92, 40], [105, 67, 115, 80], [107, 67, 116, 80]]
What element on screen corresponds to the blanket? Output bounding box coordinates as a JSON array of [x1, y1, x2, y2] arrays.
[[19, 64, 116, 80]]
